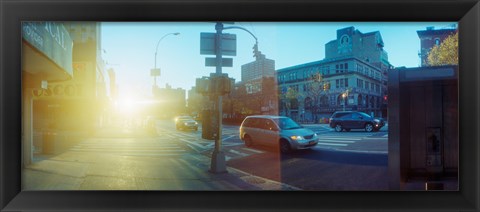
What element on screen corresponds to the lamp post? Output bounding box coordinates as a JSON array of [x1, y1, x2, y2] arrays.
[[152, 32, 180, 88]]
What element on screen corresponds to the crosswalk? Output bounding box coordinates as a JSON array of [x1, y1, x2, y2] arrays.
[[69, 137, 187, 157], [315, 132, 382, 147]]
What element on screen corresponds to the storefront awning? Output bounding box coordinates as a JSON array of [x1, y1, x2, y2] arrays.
[[22, 22, 73, 81]]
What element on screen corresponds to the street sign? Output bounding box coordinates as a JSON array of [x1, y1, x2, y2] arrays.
[[205, 58, 233, 67], [200, 33, 237, 56], [151, 68, 160, 76]]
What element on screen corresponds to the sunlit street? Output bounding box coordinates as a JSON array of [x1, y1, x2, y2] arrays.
[[22, 21, 459, 191]]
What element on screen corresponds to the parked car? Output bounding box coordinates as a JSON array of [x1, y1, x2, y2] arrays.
[[239, 115, 319, 153], [329, 111, 385, 132], [175, 116, 198, 131]]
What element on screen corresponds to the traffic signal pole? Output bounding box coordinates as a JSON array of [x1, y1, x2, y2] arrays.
[[210, 22, 227, 173]]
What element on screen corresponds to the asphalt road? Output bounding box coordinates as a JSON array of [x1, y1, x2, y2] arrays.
[[155, 119, 389, 190]]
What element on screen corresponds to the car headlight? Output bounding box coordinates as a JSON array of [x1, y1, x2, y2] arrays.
[[194, 122, 198, 125], [374, 119, 380, 122], [290, 135, 305, 141], [184, 123, 188, 126]]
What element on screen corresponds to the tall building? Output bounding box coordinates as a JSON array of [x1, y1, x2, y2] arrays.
[[153, 84, 186, 117], [236, 53, 277, 116], [417, 26, 457, 66], [277, 26, 390, 122], [241, 53, 275, 82]]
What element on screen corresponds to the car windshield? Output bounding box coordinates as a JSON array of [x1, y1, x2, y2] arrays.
[[358, 112, 372, 118], [177, 116, 192, 120], [273, 118, 303, 130]]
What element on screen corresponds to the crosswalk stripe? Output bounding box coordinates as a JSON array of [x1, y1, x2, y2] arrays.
[[71, 147, 182, 150], [228, 149, 249, 157], [316, 142, 348, 146], [242, 148, 263, 154], [319, 140, 356, 143], [70, 149, 186, 152], [318, 137, 362, 140], [120, 153, 183, 157]]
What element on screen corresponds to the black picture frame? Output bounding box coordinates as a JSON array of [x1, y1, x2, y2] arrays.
[[1, 0, 479, 211]]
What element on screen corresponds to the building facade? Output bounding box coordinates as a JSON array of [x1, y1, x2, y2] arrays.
[[277, 26, 390, 122], [241, 53, 275, 82], [22, 22, 74, 166], [153, 84, 186, 117], [25, 22, 110, 163], [417, 26, 457, 66]]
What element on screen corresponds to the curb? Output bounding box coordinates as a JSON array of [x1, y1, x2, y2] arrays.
[[227, 166, 301, 190]]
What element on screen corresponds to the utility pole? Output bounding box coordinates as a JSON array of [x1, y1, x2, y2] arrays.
[[210, 22, 227, 173]]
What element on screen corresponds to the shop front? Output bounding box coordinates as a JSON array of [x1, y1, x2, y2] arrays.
[[22, 22, 73, 166]]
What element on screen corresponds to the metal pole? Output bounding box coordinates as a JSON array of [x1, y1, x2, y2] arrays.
[[210, 22, 227, 173]]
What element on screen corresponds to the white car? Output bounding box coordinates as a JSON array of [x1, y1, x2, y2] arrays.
[[239, 115, 319, 153]]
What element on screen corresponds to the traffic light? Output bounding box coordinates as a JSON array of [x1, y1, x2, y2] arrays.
[[210, 74, 231, 96], [384, 95, 388, 101], [253, 43, 258, 58], [201, 109, 217, 140], [196, 77, 210, 95]]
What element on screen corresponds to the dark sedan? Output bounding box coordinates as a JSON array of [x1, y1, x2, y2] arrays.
[[329, 111, 385, 132]]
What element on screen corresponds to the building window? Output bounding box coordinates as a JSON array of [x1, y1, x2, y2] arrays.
[[359, 79, 364, 88], [336, 79, 339, 88], [345, 78, 348, 87], [365, 82, 370, 90], [336, 64, 339, 73], [371, 83, 374, 91], [345, 63, 348, 72], [435, 38, 441, 46]]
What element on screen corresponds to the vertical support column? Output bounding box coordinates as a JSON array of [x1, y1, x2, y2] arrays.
[[210, 22, 227, 173], [388, 69, 401, 190], [22, 88, 33, 167]]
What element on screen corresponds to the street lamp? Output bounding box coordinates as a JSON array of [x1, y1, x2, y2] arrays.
[[152, 32, 180, 88]]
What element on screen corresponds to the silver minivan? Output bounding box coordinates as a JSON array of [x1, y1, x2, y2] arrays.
[[239, 115, 319, 153]]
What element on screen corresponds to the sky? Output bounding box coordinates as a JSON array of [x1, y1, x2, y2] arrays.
[[101, 22, 456, 99]]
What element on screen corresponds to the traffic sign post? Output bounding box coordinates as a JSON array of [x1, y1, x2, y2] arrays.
[[209, 22, 228, 174], [205, 58, 233, 67], [199, 22, 257, 174]]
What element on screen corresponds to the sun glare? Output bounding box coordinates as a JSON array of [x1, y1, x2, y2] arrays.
[[116, 97, 137, 114]]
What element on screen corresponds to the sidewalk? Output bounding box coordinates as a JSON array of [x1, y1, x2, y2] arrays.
[[24, 126, 299, 191]]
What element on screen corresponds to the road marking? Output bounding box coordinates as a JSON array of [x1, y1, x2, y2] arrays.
[[121, 153, 183, 157], [179, 138, 206, 149], [316, 142, 348, 146], [222, 135, 236, 141], [318, 137, 362, 140], [242, 148, 263, 154], [319, 140, 356, 143], [228, 149, 249, 157], [70, 149, 186, 152]]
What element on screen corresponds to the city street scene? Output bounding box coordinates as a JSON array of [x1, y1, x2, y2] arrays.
[[21, 22, 458, 190]]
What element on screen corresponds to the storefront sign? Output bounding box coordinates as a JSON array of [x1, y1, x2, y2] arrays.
[[32, 84, 84, 98], [22, 22, 73, 76]]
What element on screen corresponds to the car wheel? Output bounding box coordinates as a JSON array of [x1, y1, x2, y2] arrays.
[[365, 123, 374, 132], [244, 135, 253, 147], [280, 140, 291, 154], [335, 124, 343, 132]]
